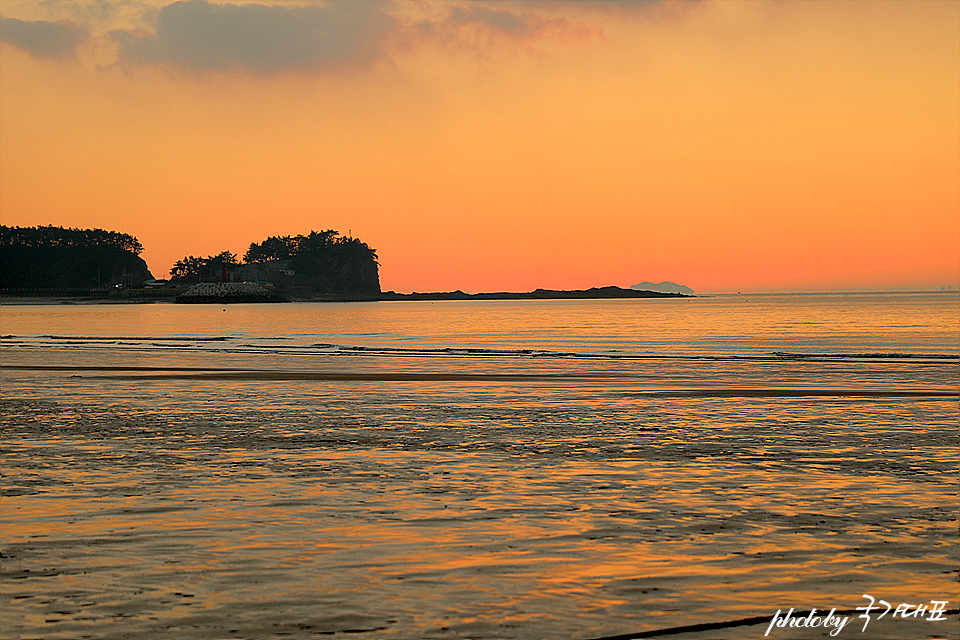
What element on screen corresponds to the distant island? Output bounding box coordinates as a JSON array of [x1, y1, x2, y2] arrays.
[[1, 225, 693, 303], [631, 281, 694, 294]]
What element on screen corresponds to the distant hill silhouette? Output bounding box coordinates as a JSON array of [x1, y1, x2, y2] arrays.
[[380, 286, 690, 300], [1, 225, 153, 290], [631, 281, 694, 294]]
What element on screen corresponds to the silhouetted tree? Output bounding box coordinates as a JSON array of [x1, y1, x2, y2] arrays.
[[169, 256, 205, 281], [243, 235, 298, 263], [169, 251, 238, 282], [0, 225, 143, 255]]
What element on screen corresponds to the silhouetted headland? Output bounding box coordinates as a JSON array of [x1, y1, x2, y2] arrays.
[[175, 230, 381, 299], [1, 225, 153, 291]]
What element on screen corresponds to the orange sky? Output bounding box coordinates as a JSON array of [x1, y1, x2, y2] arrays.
[[1, 0, 957, 293]]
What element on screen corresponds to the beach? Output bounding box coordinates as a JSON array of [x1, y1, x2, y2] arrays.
[[1, 294, 957, 639]]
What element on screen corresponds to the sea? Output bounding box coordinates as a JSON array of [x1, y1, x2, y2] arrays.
[[1, 292, 957, 640]]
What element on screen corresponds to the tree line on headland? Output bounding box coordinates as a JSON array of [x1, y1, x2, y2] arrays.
[[0, 225, 380, 296], [1, 225, 152, 290], [1, 226, 144, 254]]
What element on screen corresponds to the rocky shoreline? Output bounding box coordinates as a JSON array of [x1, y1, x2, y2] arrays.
[[174, 282, 287, 304]]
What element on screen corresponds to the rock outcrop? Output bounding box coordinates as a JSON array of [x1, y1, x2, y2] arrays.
[[176, 282, 287, 303]]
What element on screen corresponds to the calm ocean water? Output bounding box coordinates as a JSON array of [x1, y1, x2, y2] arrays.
[[1, 292, 957, 639]]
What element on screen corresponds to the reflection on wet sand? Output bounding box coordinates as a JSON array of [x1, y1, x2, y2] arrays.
[[2, 377, 956, 639]]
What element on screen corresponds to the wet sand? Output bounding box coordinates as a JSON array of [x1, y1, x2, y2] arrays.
[[2, 370, 957, 639]]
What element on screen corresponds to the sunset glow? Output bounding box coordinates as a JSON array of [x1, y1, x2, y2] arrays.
[[2, 0, 957, 293]]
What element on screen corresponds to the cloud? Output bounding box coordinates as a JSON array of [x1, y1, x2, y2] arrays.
[[38, 0, 154, 33], [0, 17, 89, 59], [110, 0, 398, 74], [413, 3, 601, 49], [447, 5, 532, 33], [1, 1, 615, 74]]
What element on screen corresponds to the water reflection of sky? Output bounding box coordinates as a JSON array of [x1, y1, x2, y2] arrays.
[[2, 293, 958, 357]]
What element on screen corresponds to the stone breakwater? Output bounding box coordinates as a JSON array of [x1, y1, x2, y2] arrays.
[[176, 282, 287, 303]]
